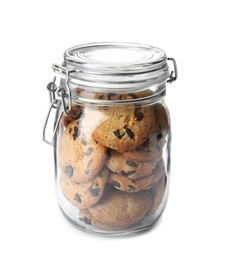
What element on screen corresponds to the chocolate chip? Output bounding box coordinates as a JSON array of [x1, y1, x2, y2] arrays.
[[64, 165, 74, 177], [74, 110, 82, 120], [106, 148, 112, 160], [134, 107, 144, 121], [73, 125, 81, 140], [89, 184, 100, 196], [85, 147, 93, 156], [74, 193, 81, 203], [126, 170, 136, 176], [87, 159, 92, 168], [74, 125, 79, 135], [85, 160, 92, 175], [125, 128, 135, 139], [113, 130, 122, 139], [108, 93, 118, 100], [128, 93, 138, 99], [112, 181, 121, 188], [84, 217, 91, 225], [157, 133, 163, 140], [126, 161, 137, 167], [69, 128, 72, 134], [122, 171, 128, 176], [135, 111, 144, 121], [128, 185, 136, 191]]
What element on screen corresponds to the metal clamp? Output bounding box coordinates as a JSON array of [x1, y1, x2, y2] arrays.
[[47, 78, 57, 103], [42, 63, 73, 145], [52, 64, 72, 115], [42, 99, 63, 146], [167, 58, 178, 83]]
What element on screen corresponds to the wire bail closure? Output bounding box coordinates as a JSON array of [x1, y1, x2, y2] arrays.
[[167, 58, 178, 83], [42, 98, 62, 146], [52, 64, 72, 115], [43, 56, 177, 146], [42, 64, 74, 145]]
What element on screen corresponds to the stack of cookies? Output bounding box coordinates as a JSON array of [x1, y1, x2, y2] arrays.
[[57, 91, 168, 230]]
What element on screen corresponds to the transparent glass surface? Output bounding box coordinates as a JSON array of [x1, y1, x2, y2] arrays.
[[63, 42, 169, 88], [54, 88, 171, 236]]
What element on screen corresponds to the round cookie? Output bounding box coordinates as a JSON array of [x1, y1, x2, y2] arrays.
[[92, 101, 155, 152], [122, 133, 165, 161], [149, 174, 167, 215], [60, 167, 109, 209], [57, 118, 107, 183], [82, 185, 153, 229], [153, 102, 169, 136], [79, 208, 127, 229], [108, 160, 165, 192], [105, 149, 161, 179]]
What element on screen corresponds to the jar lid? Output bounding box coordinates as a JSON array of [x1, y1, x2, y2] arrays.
[[60, 42, 171, 88]]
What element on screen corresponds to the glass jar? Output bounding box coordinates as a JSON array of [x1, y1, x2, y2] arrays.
[[42, 42, 177, 236]]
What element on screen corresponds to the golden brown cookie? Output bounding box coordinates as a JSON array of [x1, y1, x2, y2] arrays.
[[122, 133, 165, 161], [80, 185, 153, 229], [57, 119, 107, 183], [60, 167, 109, 209], [153, 103, 169, 135], [105, 149, 161, 179], [92, 102, 155, 152], [149, 174, 167, 215], [108, 160, 165, 192]]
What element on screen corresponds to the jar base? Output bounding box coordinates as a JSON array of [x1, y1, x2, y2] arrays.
[[59, 206, 162, 237]]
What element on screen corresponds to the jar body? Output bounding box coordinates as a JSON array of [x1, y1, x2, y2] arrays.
[[54, 87, 171, 236]]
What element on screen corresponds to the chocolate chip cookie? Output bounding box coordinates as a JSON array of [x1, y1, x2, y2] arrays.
[[105, 149, 161, 179], [92, 102, 155, 152], [80, 185, 153, 229], [149, 174, 167, 215], [153, 102, 169, 135], [60, 167, 109, 209], [58, 118, 107, 183], [122, 133, 165, 161], [108, 159, 165, 192]]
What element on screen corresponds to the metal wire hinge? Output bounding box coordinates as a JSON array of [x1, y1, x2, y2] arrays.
[[42, 64, 73, 145], [52, 64, 72, 116], [167, 58, 178, 83], [42, 77, 63, 145]]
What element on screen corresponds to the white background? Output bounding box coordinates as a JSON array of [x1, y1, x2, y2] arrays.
[[0, 0, 227, 259]]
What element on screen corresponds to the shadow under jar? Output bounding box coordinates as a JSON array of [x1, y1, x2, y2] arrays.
[[43, 42, 178, 236]]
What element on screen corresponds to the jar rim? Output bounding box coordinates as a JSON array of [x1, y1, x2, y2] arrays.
[[60, 42, 170, 88]]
